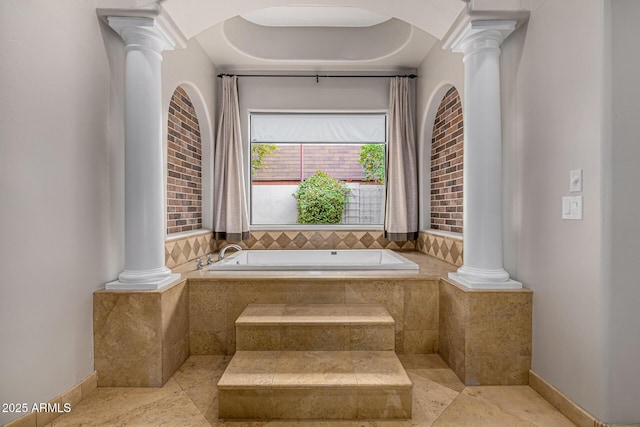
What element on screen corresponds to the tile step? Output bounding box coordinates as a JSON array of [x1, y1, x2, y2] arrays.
[[217, 350, 412, 420], [236, 303, 395, 326], [235, 304, 396, 351]]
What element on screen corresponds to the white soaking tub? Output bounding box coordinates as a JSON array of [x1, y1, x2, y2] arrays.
[[208, 249, 418, 271]]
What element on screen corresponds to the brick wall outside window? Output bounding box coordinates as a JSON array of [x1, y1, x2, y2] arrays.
[[167, 86, 202, 234], [430, 87, 463, 233], [252, 145, 367, 182]]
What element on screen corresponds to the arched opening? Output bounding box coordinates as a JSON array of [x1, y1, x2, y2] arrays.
[[430, 86, 463, 233], [166, 86, 203, 234]]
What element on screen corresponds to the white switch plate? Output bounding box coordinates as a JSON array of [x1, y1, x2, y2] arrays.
[[570, 169, 582, 192], [562, 196, 583, 220]]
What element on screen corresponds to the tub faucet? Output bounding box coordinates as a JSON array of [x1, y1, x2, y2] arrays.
[[218, 244, 243, 261]]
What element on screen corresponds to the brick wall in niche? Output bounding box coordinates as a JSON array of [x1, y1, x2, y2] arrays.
[[167, 86, 202, 234], [431, 87, 463, 233]]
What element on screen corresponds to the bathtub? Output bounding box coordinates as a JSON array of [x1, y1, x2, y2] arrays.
[[208, 249, 418, 271]]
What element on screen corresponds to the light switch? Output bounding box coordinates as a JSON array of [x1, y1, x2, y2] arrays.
[[570, 169, 582, 192], [562, 196, 583, 220]]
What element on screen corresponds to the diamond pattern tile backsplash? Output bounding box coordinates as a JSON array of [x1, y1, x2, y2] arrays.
[[165, 229, 462, 269], [216, 230, 416, 252], [165, 231, 216, 269], [416, 231, 463, 267]]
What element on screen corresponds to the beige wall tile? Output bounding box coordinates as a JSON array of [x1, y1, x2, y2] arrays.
[[93, 293, 162, 360], [285, 282, 345, 304], [438, 279, 468, 376], [357, 388, 412, 419], [217, 389, 274, 419], [161, 280, 190, 383], [281, 325, 349, 351], [403, 329, 438, 354], [95, 355, 163, 387], [93, 292, 163, 387], [189, 330, 230, 355], [349, 325, 395, 351], [345, 281, 404, 329], [236, 325, 282, 351], [439, 279, 532, 386], [403, 280, 439, 330], [272, 389, 359, 419], [93, 280, 191, 387], [465, 355, 531, 386], [465, 292, 532, 385], [189, 283, 228, 333], [189, 277, 445, 355]]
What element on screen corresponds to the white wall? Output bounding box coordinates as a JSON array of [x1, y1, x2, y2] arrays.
[[500, 0, 609, 420], [415, 42, 464, 230], [605, 0, 640, 422], [162, 38, 218, 231], [0, 2, 219, 425], [0, 1, 124, 425]]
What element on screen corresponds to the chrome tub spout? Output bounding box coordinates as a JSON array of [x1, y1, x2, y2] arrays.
[[218, 244, 242, 261]]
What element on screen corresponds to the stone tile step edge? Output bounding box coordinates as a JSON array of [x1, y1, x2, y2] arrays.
[[235, 303, 395, 326]]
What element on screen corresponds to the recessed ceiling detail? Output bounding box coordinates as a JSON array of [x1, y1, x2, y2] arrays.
[[195, 14, 437, 70], [240, 6, 392, 27], [222, 17, 411, 62]]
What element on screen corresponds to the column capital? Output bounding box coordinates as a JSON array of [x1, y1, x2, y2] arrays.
[[108, 16, 175, 55], [450, 20, 516, 56]]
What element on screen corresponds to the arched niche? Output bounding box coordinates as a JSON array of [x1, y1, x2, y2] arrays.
[[165, 83, 214, 234], [429, 86, 463, 233]]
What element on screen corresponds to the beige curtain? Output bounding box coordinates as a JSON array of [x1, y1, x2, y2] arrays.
[[213, 76, 249, 241], [384, 77, 418, 241]]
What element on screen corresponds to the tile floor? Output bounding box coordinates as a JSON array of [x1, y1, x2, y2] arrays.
[[51, 354, 575, 426]]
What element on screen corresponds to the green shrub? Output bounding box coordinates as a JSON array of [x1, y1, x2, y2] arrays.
[[358, 144, 385, 183], [293, 171, 350, 224]]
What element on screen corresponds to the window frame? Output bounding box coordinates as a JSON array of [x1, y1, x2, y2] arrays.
[[247, 109, 388, 231]]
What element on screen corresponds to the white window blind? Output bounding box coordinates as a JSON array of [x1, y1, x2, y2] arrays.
[[250, 113, 386, 143]]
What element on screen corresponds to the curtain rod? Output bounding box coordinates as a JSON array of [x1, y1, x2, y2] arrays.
[[217, 73, 417, 81]]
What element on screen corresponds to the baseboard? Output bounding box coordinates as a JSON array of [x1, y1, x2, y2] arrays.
[[4, 371, 97, 427], [529, 370, 639, 427]]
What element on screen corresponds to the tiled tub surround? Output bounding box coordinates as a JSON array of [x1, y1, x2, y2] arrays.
[[417, 229, 463, 267], [96, 250, 529, 388], [189, 251, 531, 386], [165, 230, 215, 269], [163, 229, 461, 271], [439, 278, 533, 385], [216, 230, 417, 251], [189, 252, 451, 356], [189, 277, 440, 356], [93, 278, 189, 387]]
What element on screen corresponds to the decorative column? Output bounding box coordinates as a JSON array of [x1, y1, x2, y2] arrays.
[[448, 21, 522, 289], [107, 17, 179, 290]]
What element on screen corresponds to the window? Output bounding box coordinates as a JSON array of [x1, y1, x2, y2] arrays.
[[250, 113, 387, 227]]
